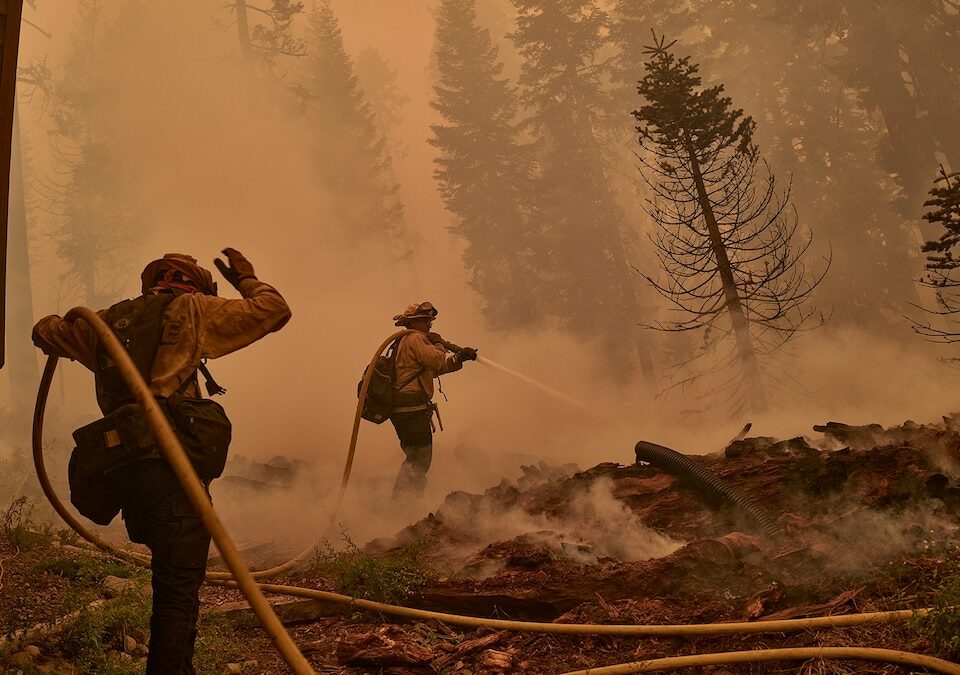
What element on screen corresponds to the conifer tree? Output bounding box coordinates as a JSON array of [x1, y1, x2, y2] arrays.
[[634, 36, 828, 414], [355, 48, 408, 163], [42, 0, 134, 308], [915, 167, 960, 342], [297, 0, 406, 245], [429, 0, 537, 327], [761, 1, 960, 216], [512, 0, 656, 382], [703, 1, 916, 330], [613, 0, 920, 332]]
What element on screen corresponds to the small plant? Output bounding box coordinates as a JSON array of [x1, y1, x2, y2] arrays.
[[194, 613, 268, 674], [917, 573, 960, 660], [2, 496, 43, 549], [312, 529, 435, 604], [35, 554, 136, 586], [59, 589, 151, 673]]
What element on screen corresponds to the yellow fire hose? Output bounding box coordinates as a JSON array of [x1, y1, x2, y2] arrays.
[[41, 307, 314, 674], [557, 647, 960, 674], [248, 582, 938, 635], [30, 316, 959, 673], [32, 329, 415, 581]]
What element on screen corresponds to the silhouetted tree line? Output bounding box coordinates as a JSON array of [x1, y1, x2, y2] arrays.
[[25, 0, 960, 415], [428, 0, 958, 411], [36, 0, 413, 313]]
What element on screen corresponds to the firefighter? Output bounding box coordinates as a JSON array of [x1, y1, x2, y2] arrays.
[[390, 301, 477, 499], [32, 249, 290, 675]]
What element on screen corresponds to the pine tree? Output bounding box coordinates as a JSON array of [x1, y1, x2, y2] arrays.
[[296, 0, 406, 245], [613, 0, 922, 332], [429, 0, 537, 327], [355, 48, 408, 163], [914, 167, 960, 342], [700, 1, 917, 330], [512, 0, 656, 382], [41, 0, 134, 308], [770, 0, 960, 216], [634, 36, 828, 414]]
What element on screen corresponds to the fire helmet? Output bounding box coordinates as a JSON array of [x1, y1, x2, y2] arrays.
[[393, 301, 439, 326], [141, 253, 217, 296]]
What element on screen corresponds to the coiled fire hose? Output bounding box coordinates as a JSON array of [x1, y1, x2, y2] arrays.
[[32, 329, 417, 580], [30, 315, 960, 673], [634, 440, 780, 538]]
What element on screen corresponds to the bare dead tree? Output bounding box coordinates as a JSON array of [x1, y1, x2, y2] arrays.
[[634, 35, 829, 415]]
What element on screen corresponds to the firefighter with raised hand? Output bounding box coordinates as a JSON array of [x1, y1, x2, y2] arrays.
[[390, 301, 477, 499], [32, 248, 290, 675]]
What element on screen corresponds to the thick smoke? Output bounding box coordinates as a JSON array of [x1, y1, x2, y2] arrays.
[[4, 1, 960, 554]]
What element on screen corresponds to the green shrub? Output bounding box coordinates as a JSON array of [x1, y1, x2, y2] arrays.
[[313, 531, 435, 604], [34, 554, 135, 586], [60, 591, 151, 673], [919, 573, 960, 660], [194, 614, 267, 673]]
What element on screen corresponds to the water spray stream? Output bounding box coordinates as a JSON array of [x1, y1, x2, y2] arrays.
[[476, 355, 603, 418]]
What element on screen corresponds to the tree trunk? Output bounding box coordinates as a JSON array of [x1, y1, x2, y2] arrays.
[[234, 0, 254, 64], [683, 129, 767, 414], [5, 101, 38, 418], [843, 0, 938, 215]]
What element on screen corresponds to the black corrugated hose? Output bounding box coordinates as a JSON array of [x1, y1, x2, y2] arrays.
[[634, 440, 780, 539]]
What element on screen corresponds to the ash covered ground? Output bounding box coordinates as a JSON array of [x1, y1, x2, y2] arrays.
[[204, 415, 960, 672], [4, 415, 960, 673]]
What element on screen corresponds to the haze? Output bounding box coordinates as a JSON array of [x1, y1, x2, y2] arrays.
[[3, 0, 959, 518]]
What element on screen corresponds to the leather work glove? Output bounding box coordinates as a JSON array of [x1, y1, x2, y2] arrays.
[[214, 248, 257, 289], [457, 347, 478, 362]]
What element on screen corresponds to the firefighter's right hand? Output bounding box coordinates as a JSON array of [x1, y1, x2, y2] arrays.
[[214, 248, 257, 289], [457, 347, 478, 362]]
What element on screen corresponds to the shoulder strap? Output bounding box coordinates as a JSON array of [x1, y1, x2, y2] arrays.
[[94, 293, 176, 414]]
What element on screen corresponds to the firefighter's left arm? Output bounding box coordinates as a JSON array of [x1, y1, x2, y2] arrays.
[[195, 278, 292, 359], [32, 314, 99, 370]]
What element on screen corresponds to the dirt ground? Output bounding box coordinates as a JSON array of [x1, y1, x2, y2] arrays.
[[3, 416, 960, 673]]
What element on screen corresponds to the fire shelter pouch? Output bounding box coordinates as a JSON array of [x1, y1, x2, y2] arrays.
[[163, 394, 232, 480]]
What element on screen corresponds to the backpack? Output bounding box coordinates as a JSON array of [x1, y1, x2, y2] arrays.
[[357, 336, 423, 424], [68, 293, 232, 525]]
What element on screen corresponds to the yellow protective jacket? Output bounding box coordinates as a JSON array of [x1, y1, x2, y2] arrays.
[[32, 278, 291, 402], [393, 331, 462, 403]]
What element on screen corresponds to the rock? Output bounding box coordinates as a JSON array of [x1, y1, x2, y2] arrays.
[[10, 650, 34, 666], [103, 575, 146, 598], [123, 635, 137, 653], [226, 664, 242, 673], [23, 644, 41, 657]]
